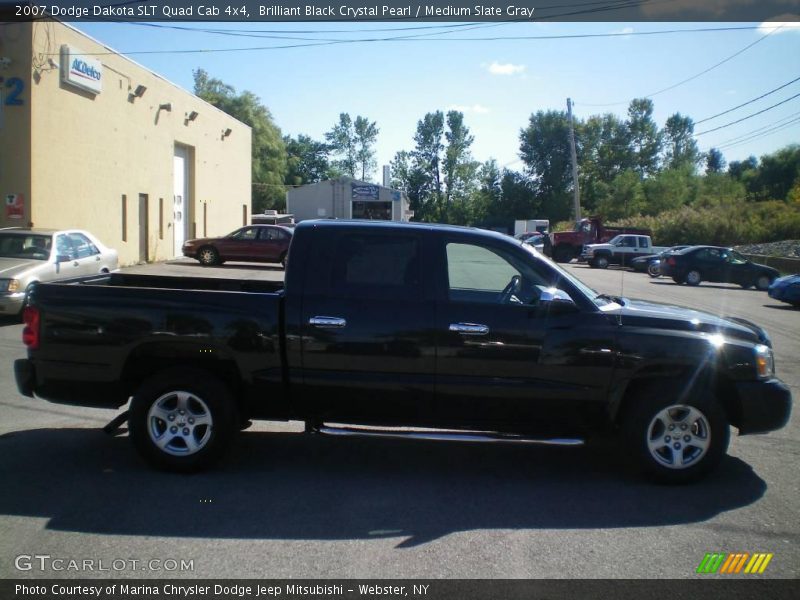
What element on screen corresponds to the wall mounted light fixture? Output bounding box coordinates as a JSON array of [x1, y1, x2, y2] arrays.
[[133, 84, 147, 98], [222, 128, 233, 139], [185, 110, 199, 122], [159, 102, 173, 112]]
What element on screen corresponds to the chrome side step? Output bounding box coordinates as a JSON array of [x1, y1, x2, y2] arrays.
[[313, 425, 584, 446]]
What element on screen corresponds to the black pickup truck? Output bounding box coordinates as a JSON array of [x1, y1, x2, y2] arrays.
[[15, 220, 791, 482]]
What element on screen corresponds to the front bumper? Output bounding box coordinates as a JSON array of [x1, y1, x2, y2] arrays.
[[733, 378, 792, 434], [0, 292, 25, 314]]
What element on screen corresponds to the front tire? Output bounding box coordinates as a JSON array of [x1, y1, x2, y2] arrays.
[[623, 392, 729, 484], [647, 262, 661, 278], [129, 369, 237, 472], [755, 275, 773, 291], [197, 246, 220, 266], [593, 255, 610, 269]]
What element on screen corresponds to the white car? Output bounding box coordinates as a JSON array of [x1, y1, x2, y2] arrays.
[[0, 228, 119, 315]]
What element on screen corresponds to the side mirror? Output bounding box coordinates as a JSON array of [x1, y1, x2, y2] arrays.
[[539, 288, 578, 313]]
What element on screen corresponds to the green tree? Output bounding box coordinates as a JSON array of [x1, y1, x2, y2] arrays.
[[413, 111, 446, 199], [443, 111, 479, 217], [749, 144, 800, 201], [662, 113, 700, 170], [705, 147, 726, 174], [643, 166, 698, 214], [325, 113, 358, 178], [283, 134, 336, 186], [193, 69, 287, 212], [391, 150, 437, 221], [353, 116, 380, 181], [626, 98, 661, 177], [598, 170, 645, 220], [519, 110, 573, 222]]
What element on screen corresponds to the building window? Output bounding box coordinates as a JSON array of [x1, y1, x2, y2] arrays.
[[121, 195, 127, 242]]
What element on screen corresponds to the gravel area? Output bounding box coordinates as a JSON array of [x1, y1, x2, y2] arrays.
[[734, 240, 800, 258]]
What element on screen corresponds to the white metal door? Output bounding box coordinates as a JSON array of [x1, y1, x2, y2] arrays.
[[173, 147, 189, 257]]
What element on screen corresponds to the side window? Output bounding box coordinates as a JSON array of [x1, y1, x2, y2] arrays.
[[330, 234, 421, 299], [622, 237, 636, 248], [638, 237, 649, 248], [231, 228, 258, 241], [447, 243, 519, 298], [68, 233, 99, 258], [55, 234, 76, 259]]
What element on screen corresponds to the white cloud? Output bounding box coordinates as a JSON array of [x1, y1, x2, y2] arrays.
[[757, 17, 800, 35], [447, 104, 491, 114], [485, 61, 526, 76]]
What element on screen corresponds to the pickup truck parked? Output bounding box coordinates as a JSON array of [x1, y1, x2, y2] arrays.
[[15, 221, 791, 482], [549, 216, 651, 263], [582, 234, 670, 269]]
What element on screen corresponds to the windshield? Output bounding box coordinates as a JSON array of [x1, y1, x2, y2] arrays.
[[0, 233, 53, 261], [606, 235, 623, 245], [520, 242, 614, 307]]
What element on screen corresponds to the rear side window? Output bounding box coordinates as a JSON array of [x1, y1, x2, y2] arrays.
[[330, 234, 421, 299]]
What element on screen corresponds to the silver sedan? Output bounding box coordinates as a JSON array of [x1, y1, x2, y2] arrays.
[[0, 228, 119, 315]]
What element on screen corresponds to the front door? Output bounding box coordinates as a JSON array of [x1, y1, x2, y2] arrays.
[[434, 236, 616, 433]]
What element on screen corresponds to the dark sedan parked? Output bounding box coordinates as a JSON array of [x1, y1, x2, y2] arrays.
[[182, 225, 292, 267], [660, 246, 779, 290], [629, 245, 690, 277]]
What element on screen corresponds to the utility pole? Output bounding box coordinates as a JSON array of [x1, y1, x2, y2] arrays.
[[566, 98, 581, 222]]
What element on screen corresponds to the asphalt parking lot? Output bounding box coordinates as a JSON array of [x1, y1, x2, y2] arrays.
[[0, 258, 797, 579]]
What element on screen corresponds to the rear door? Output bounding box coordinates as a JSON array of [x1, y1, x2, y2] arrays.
[[298, 227, 436, 423]]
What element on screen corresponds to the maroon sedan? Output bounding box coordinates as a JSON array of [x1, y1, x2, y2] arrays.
[[182, 225, 292, 268]]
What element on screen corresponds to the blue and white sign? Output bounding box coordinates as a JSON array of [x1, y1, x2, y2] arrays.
[[352, 184, 379, 200], [60, 45, 102, 95]]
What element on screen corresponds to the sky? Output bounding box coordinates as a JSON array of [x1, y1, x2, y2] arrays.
[[74, 20, 800, 181]]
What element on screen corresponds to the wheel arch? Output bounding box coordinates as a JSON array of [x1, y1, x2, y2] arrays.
[[611, 367, 741, 430]]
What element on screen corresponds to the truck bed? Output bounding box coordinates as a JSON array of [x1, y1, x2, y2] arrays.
[[25, 273, 287, 414]]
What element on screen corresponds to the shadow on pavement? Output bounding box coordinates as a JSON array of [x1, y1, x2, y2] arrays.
[[763, 303, 799, 311], [0, 427, 766, 547], [649, 281, 764, 292]]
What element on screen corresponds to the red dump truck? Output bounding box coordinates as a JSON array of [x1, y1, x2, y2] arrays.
[[549, 216, 651, 263]]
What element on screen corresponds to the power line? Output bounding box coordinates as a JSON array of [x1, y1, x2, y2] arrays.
[[695, 75, 800, 125], [695, 92, 800, 136], [717, 118, 800, 151], [705, 110, 800, 148], [48, 24, 773, 56], [576, 25, 784, 108]]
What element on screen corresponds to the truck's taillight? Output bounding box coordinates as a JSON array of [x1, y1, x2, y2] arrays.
[[22, 306, 40, 350]]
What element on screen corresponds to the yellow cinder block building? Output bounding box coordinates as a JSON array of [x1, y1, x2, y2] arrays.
[[0, 20, 252, 265]]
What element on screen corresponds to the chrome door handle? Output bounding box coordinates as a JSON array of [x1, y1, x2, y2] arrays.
[[449, 322, 489, 336], [309, 316, 347, 328]]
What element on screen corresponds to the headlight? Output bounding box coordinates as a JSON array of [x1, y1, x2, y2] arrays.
[[754, 344, 775, 379], [0, 279, 20, 293]]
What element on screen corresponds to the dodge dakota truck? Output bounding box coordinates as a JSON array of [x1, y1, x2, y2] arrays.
[[14, 220, 792, 482]]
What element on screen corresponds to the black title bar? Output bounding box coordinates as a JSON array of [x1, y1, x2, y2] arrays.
[[1, 0, 799, 22]]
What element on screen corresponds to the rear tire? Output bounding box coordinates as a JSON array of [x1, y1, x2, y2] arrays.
[[686, 270, 702, 286], [197, 246, 220, 266], [647, 262, 661, 278], [129, 369, 237, 472], [623, 387, 729, 484], [552, 245, 574, 263]]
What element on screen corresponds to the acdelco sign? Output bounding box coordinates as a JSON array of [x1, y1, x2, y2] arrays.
[[60, 45, 102, 95]]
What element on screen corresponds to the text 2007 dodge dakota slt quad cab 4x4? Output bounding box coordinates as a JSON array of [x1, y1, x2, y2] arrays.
[[14, 221, 792, 482]]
